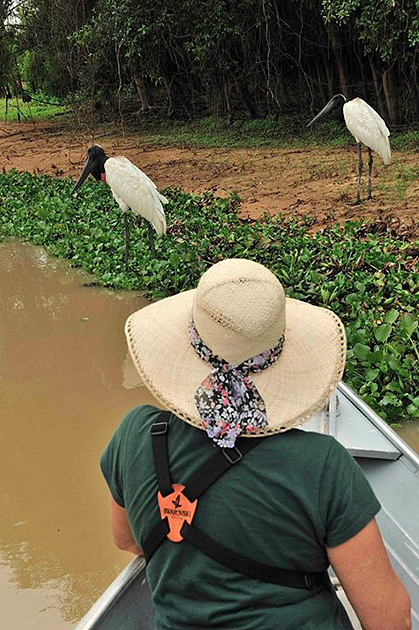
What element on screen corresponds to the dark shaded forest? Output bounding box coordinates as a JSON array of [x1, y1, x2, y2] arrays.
[[1, 0, 419, 125]]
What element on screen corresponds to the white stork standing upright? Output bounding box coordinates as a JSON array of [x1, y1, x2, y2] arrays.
[[307, 94, 391, 203], [72, 145, 168, 269]]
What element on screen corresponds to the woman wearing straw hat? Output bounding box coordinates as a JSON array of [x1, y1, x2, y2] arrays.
[[101, 259, 411, 630]]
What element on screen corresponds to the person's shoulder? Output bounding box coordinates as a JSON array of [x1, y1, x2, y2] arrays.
[[281, 428, 337, 451], [123, 404, 163, 421], [293, 430, 353, 463], [260, 429, 338, 471], [117, 404, 165, 437]]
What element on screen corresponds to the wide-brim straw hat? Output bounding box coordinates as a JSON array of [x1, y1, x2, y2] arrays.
[[125, 259, 346, 436]]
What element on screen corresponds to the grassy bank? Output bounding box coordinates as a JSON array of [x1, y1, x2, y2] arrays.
[[0, 169, 418, 424], [132, 116, 419, 150], [3, 100, 419, 151], [106, 115, 419, 150], [0, 95, 68, 122]]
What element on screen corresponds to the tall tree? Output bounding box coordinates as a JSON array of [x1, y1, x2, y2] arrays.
[[8, 0, 419, 123], [0, 1, 15, 97]]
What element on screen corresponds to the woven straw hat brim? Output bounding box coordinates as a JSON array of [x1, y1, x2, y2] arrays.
[[125, 289, 346, 436]]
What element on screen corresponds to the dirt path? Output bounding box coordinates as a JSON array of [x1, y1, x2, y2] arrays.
[[1, 120, 418, 234]]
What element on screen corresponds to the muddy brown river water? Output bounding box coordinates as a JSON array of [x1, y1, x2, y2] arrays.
[[0, 240, 157, 629], [1, 239, 418, 629]]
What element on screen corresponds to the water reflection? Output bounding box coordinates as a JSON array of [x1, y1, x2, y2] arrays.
[[0, 240, 157, 628], [396, 422, 419, 455], [123, 351, 144, 389]]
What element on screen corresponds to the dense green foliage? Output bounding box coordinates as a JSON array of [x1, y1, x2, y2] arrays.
[[2, 1, 419, 124], [0, 170, 417, 424], [0, 1, 15, 97]]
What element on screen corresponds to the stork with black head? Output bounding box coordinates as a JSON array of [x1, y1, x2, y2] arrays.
[[307, 94, 391, 203], [72, 145, 167, 268]]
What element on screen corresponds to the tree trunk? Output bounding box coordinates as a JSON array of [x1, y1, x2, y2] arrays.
[[224, 77, 233, 123], [133, 74, 151, 111], [269, 64, 286, 113], [335, 56, 348, 97], [162, 74, 175, 118], [357, 52, 368, 102], [412, 58, 419, 122], [369, 58, 387, 119], [209, 79, 223, 117], [237, 80, 257, 118], [315, 57, 327, 103], [382, 66, 398, 125], [323, 53, 334, 99], [329, 28, 349, 96]]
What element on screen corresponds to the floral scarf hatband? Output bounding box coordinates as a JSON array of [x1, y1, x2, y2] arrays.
[[189, 318, 285, 448]]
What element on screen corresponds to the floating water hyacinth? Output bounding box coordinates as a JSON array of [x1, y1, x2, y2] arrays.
[[0, 169, 417, 424]]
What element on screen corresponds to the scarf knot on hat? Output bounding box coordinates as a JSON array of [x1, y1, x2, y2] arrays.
[[189, 318, 285, 448]]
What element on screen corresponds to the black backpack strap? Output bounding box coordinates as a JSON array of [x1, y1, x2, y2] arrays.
[[183, 439, 265, 502], [144, 413, 329, 590], [143, 518, 169, 557], [180, 522, 327, 589], [144, 420, 262, 563], [150, 411, 173, 497]]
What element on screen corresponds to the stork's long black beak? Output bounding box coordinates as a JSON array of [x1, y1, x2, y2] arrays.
[[307, 94, 344, 127], [307, 101, 335, 127], [72, 157, 93, 194]]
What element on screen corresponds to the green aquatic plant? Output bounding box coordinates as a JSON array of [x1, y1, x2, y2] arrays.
[[0, 169, 418, 424]]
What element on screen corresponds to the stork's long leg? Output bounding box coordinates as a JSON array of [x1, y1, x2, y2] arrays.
[[146, 221, 156, 257], [356, 142, 363, 204], [367, 147, 373, 200], [124, 212, 130, 270]]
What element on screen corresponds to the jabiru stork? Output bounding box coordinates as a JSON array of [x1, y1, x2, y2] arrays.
[[72, 145, 168, 269], [307, 95, 391, 203]]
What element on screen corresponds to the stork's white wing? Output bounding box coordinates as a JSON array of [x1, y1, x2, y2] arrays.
[[343, 98, 391, 165], [105, 157, 167, 235]]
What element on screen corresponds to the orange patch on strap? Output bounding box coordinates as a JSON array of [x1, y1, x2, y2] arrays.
[[157, 484, 198, 543]]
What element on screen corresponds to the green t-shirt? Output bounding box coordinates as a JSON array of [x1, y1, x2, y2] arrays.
[[101, 405, 381, 630]]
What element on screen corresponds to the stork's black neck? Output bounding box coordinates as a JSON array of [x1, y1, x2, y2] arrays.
[[87, 145, 108, 181], [329, 94, 346, 112], [91, 155, 108, 181]]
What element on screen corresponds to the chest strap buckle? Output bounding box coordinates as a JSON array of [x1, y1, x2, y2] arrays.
[[304, 573, 314, 589], [222, 446, 242, 464], [150, 421, 168, 436]]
